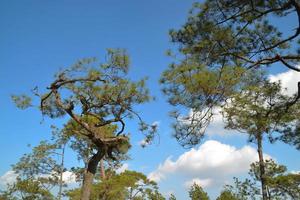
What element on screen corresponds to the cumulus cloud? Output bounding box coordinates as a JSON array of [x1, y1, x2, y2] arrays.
[[269, 69, 300, 96], [184, 178, 214, 189], [0, 170, 76, 187], [148, 140, 271, 187], [62, 171, 76, 184], [291, 170, 300, 174], [0, 170, 18, 186]]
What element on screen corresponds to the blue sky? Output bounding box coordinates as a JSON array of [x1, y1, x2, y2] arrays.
[[0, 1, 299, 199]]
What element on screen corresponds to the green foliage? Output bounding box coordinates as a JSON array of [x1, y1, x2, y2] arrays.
[[250, 159, 300, 199], [14, 48, 156, 153], [3, 178, 54, 200], [161, 0, 300, 147], [216, 190, 238, 200], [0, 128, 68, 200], [62, 117, 129, 163], [11, 95, 32, 110], [169, 0, 299, 66], [168, 194, 176, 200], [188, 183, 209, 200], [66, 170, 165, 200], [222, 79, 300, 200], [12, 140, 63, 188], [222, 79, 300, 142], [161, 59, 246, 146], [12, 49, 157, 200], [225, 160, 300, 200], [278, 120, 300, 150], [224, 177, 259, 200]]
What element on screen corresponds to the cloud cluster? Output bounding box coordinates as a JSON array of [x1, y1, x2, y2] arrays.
[[0, 170, 76, 188], [184, 178, 214, 189], [148, 140, 271, 188], [269, 69, 300, 96], [61, 171, 77, 184], [0, 171, 17, 186]]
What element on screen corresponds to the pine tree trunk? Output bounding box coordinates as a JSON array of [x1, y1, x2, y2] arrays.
[[81, 150, 104, 200], [100, 159, 106, 180], [57, 144, 66, 200], [257, 134, 268, 200]]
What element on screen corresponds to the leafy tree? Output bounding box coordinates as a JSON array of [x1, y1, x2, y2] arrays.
[[225, 159, 300, 200], [225, 177, 259, 200], [216, 189, 239, 200], [61, 117, 129, 183], [12, 49, 156, 200], [188, 183, 209, 200], [1, 136, 67, 200], [66, 170, 164, 200], [3, 178, 54, 200], [250, 159, 300, 199], [161, 1, 300, 197], [160, 0, 300, 147], [222, 79, 300, 199]]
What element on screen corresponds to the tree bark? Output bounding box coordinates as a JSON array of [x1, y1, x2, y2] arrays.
[[257, 134, 268, 200], [58, 143, 66, 200], [81, 149, 105, 200], [100, 159, 106, 180]]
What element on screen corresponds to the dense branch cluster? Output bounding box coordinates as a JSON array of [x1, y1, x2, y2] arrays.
[[37, 49, 155, 158], [161, 0, 300, 147]]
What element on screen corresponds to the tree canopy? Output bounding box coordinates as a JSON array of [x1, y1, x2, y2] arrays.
[[188, 183, 209, 200], [161, 0, 300, 147], [12, 49, 157, 200]]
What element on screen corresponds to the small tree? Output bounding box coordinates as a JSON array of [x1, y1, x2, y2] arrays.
[[66, 170, 164, 200], [3, 178, 54, 200], [13, 49, 156, 200], [250, 159, 300, 199], [216, 190, 238, 200], [3, 138, 66, 200], [188, 183, 209, 200], [169, 193, 177, 200], [222, 79, 300, 199], [225, 159, 300, 200]]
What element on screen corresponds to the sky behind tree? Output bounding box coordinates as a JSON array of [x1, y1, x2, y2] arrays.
[[0, 1, 299, 199]]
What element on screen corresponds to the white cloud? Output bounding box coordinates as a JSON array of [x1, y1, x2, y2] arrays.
[[148, 140, 271, 186], [0, 170, 17, 186], [116, 163, 129, 174], [269, 69, 300, 96], [205, 107, 239, 136], [0, 170, 76, 187], [291, 170, 300, 174], [62, 171, 76, 184], [184, 178, 213, 189]]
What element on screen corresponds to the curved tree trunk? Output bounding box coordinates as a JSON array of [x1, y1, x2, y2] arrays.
[[257, 134, 268, 200], [81, 150, 105, 200]]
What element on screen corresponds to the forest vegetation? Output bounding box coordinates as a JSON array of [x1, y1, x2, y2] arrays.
[[1, 0, 300, 199]]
